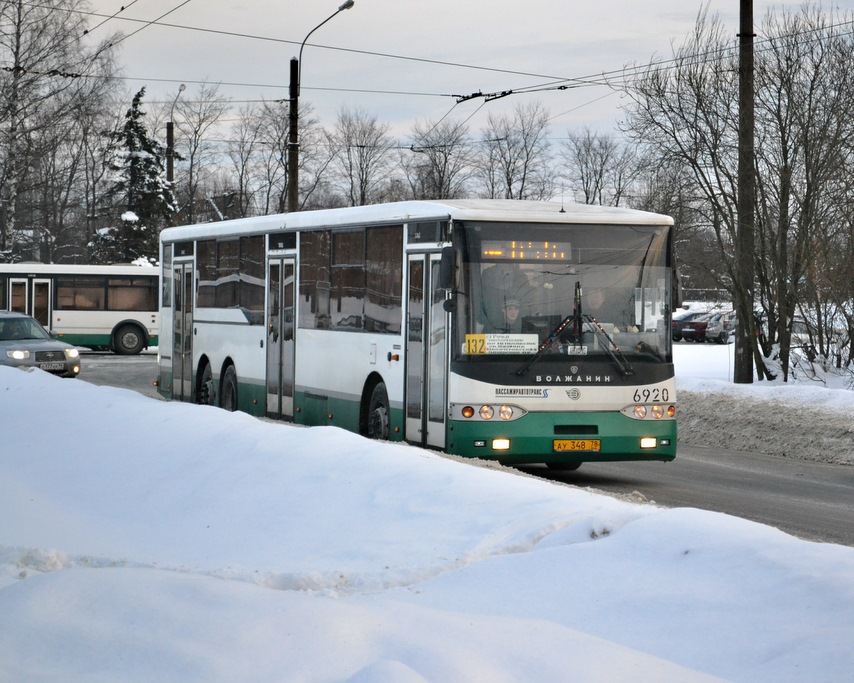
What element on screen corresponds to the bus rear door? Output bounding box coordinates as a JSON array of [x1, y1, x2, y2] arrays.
[[9, 277, 51, 328], [172, 261, 194, 401], [266, 257, 296, 420]]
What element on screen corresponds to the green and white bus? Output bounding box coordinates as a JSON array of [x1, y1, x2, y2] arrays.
[[0, 263, 159, 354], [157, 199, 677, 468]]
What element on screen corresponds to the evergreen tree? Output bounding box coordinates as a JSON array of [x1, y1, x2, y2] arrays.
[[90, 88, 173, 264]]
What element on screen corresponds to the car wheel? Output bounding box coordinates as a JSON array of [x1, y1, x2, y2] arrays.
[[220, 365, 239, 412], [367, 382, 390, 440], [114, 324, 145, 355]]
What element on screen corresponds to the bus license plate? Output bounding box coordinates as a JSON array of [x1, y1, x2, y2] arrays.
[[39, 362, 64, 371], [553, 439, 601, 452]]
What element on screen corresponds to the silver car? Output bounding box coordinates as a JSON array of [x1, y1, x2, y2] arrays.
[[0, 311, 81, 377]]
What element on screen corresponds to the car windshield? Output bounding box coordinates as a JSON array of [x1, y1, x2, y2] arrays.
[[0, 318, 51, 342]]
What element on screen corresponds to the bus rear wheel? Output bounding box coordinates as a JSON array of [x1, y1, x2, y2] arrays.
[[220, 365, 238, 412], [367, 382, 390, 440], [197, 364, 215, 405], [114, 324, 145, 355]]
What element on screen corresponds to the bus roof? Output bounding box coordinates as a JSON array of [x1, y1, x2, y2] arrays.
[[160, 199, 674, 243], [0, 263, 159, 275]]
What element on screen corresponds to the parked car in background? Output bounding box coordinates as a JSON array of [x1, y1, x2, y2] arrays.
[[705, 311, 736, 344], [0, 311, 81, 377], [672, 310, 709, 341], [680, 312, 714, 342]]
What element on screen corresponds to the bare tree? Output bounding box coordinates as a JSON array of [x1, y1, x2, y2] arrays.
[[171, 82, 230, 224], [620, 7, 769, 378], [224, 103, 263, 218], [326, 107, 395, 206], [559, 127, 643, 206], [622, 3, 854, 381], [401, 119, 474, 199], [474, 102, 554, 200], [751, 5, 854, 378], [0, 0, 117, 259]]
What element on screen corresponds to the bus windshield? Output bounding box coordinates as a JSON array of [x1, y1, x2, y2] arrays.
[[450, 220, 672, 364]]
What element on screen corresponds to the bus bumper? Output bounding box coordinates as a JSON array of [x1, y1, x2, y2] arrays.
[[447, 410, 676, 465]]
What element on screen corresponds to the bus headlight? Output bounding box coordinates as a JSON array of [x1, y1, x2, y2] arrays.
[[633, 405, 647, 419], [499, 405, 513, 420], [640, 437, 658, 449], [479, 405, 494, 420], [492, 438, 511, 450], [651, 404, 665, 419]]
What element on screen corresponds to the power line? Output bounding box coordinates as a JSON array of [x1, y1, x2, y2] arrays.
[[107, 0, 196, 49], [18, 2, 854, 122]]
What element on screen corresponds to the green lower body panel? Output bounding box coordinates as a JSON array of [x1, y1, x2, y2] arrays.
[[54, 333, 158, 351], [448, 410, 676, 465], [54, 333, 113, 349], [236, 380, 267, 417], [293, 390, 405, 441]]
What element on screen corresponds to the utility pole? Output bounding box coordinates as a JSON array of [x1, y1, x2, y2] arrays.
[[287, 57, 300, 214], [286, 1, 355, 214], [734, 0, 756, 383]]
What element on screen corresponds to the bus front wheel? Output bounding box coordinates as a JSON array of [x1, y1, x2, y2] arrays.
[[546, 461, 582, 471], [367, 382, 390, 440], [114, 324, 145, 355], [220, 365, 239, 412]]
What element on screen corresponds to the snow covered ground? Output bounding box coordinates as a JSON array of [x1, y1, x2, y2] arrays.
[[677, 342, 854, 465], [1, 344, 853, 682]]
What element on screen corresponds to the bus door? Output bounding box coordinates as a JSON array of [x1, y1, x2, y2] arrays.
[[8, 278, 51, 328], [405, 253, 448, 449], [172, 261, 194, 401], [265, 257, 296, 420]]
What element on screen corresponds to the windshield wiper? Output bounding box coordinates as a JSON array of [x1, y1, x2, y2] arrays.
[[515, 281, 582, 376], [583, 314, 635, 377], [514, 313, 575, 376]]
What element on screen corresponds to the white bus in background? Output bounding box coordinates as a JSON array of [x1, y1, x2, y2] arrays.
[[157, 199, 677, 469], [0, 263, 159, 354]]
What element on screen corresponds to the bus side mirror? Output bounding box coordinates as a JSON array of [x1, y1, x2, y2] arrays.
[[438, 247, 454, 290]]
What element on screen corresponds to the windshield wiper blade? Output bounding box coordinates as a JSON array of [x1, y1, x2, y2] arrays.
[[514, 314, 575, 376], [583, 314, 635, 377]]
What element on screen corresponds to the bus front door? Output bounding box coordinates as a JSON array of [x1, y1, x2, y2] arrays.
[[172, 261, 194, 401], [9, 278, 51, 328], [405, 253, 447, 450], [266, 258, 295, 420]]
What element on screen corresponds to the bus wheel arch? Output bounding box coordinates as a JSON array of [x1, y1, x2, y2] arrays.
[[362, 374, 390, 440], [112, 321, 146, 355], [196, 357, 215, 406], [219, 361, 239, 412]]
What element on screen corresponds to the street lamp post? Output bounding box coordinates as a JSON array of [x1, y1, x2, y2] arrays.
[[286, 1, 354, 214]]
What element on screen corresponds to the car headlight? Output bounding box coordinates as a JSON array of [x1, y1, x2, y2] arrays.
[[6, 349, 30, 360], [65, 348, 80, 359]]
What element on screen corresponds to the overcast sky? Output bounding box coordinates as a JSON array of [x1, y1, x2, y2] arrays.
[[85, 1, 853, 141]]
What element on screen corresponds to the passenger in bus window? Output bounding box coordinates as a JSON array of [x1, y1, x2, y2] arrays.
[[584, 287, 638, 334], [479, 263, 531, 331], [484, 298, 523, 333]]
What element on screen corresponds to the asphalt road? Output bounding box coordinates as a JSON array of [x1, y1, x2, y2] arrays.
[[79, 351, 854, 547], [516, 448, 854, 547]]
